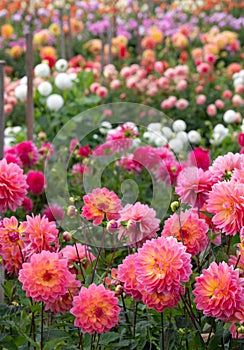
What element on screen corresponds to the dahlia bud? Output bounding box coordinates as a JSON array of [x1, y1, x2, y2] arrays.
[[67, 205, 76, 218], [62, 231, 72, 242], [115, 285, 124, 296], [170, 201, 180, 212], [106, 220, 119, 233]]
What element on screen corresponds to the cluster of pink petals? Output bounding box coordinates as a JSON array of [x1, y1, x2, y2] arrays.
[[45, 277, 81, 314], [0, 159, 28, 212], [208, 152, 244, 182], [116, 154, 143, 173], [207, 180, 244, 236], [0, 216, 25, 275], [138, 285, 183, 313], [176, 166, 214, 208], [117, 253, 142, 301], [70, 283, 120, 334], [161, 209, 209, 257], [19, 250, 80, 304], [135, 236, 192, 295], [21, 214, 60, 257], [15, 140, 39, 168], [193, 262, 244, 322], [26, 170, 45, 195], [60, 243, 95, 273], [118, 202, 160, 245], [82, 187, 122, 225], [41, 203, 64, 222]]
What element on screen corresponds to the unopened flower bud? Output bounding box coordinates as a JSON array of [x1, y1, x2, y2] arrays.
[[106, 220, 119, 233], [62, 231, 72, 242], [115, 285, 124, 296], [67, 205, 76, 218], [170, 201, 180, 212]]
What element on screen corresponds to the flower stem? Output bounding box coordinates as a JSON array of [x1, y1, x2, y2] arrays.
[[133, 302, 138, 338], [121, 293, 132, 337], [40, 302, 44, 350], [161, 312, 165, 350]]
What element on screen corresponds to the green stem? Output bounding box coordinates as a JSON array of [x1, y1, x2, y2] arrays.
[[40, 302, 44, 350], [161, 312, 165, 350], [133, 302, 138, 338]]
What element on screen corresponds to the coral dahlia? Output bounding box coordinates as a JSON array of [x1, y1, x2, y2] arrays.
[[70, 284, 120, 334]]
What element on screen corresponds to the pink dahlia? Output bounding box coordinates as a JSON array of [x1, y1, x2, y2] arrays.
[[18, 250, 77, 303], [209, 152, 244, 182], [81, 187, 122, 226], [161, 209, 209, 257], [22, 197, 33, 213], [26, 170, 45, 195], [135, 236, 192, 294], [45, 276, 81, 314], [0, 216, 26, 275], [21, 214, 60, 257], [175, 166, 214, 208], [207, 180, 244, 236], [134, 146, 161, 170], [117, 253, 142, 301], [139, 285, 182, 312], [193, 261, 244, 322], [60, 243, 95, 273], [70, 283, 121, 334], [15, 140, 39, 167], [42, 204, 64, 222], [116, 154, 142, 173], [118, 202, 160, 245], [0, 158, 28, 212], [188, 147, 211, 171]]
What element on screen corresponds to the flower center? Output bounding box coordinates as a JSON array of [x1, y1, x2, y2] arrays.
[[8, 231, 19, 243], [95, 306, 103, 318], [43, 271, 53, 281]]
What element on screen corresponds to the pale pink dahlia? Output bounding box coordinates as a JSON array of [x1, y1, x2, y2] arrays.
[[135, 236, 192, 294], [21, 214, 60, 257], [207, 180, 244, 236], [70, 284, 121, 334], [60, 243, 95, 273], [161, 209, 209, 257], [0, 159, 28, 212], [117, 253, 142, 301], [209, 152, 244, 182], [193, 261, 244, 322], [81, 187, 122, 226], [175, 166, 213, 208], [0, 216, 26, 275], [18, 250, 77, 303], [118, 202, 160, 245]]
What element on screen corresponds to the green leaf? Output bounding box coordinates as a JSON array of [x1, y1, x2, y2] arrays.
[[43, 337, 68, 350], [99, 332, 120, 345], [0, 336, 19, 350]]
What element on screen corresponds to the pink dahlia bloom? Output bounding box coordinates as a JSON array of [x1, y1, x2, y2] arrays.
[[22, 197, 33, 213], [0, 159, 28, 212], [139, 285, 183, 312], [26, 170, 45, 195], [188, 147, 211, 171], [193, 261, 244, 322], [207, 180, 244, 236], [155, 158, 183, 185], [175, 166, 214, 208], [161, 209, 209, 257], [118, 202, 160, 245], [70, 283, 121, 334], [21, 214, 60, 257], [45, 277, 81, 314], [0, 216, 26, 275], [134, 146, 161, 170], [42, 204, 64, 222], [81, 187, 122, 226], [135, 236, 192, 294], [116, 154, 142, 173], [117, 253, 142, 301], [60, 243, 95, 273], [38, 142, 54, 159], [209, 152, 244, 182], [231, 168, 244, 183], [18, 250, 78, 303], [15, 140, 39, 167]]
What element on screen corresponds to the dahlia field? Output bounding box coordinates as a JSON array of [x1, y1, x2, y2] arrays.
[[1, 0, 244, 349]]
